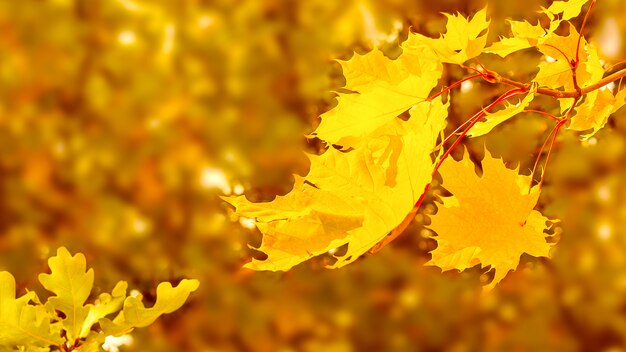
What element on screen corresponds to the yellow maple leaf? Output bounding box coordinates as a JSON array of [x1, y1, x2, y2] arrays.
[[534, 24, 596, 91], [556, 43, 626, 138], [468, 88, 536, 137], [485, 20, 546, 58], [303, 7, 490, 150], [226, 97, 448, 271], [412, 7, 490, 65], [487, 0, 592, 58], [569, 87, 626, 138], [427, 150, 556, 290], [225, 176, 365, 270], [542, 0, 593, 21], [312, 44, 442, 148]]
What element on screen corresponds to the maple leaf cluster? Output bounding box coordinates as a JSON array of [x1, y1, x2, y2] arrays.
[[225, 0, 626, 289]]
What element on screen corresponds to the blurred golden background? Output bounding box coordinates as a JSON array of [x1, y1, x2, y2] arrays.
[[2, 0, 626, 351]]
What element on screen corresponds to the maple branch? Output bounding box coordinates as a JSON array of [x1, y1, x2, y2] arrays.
[[571, 67, 583, 95], [430, 72, 498, 148], [439, 115, 475, 147], [370, 1, 612, 255], [539, 119, 567, 187], [580, 68, 626, 93], [530, 97, 580, 191], [606, 60, 626, 73], [487, 67, 626, 98], [529, 121, 561, 192]]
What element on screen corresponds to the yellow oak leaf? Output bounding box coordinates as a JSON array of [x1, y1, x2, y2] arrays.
[[0, 272, 62, 348], [468, 88, 536, 137], [226, 97, 448, 271], [38, 247, 94, 342], [79, 281, 128, 338], [100, 279, 199, 337], [312, 44, 442, 148], [413, 7, 490, 64], [2, 248, 198, 350], [427, 150, 556, 290]]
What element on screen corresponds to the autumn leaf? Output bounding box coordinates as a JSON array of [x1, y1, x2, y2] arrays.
[[0, 272, 62, 348], [427, 150, 556, 290], [542, 0, 593, 21], [527, 21, 625, 139], [38, 247, 94, 342], [412, 7, 490, 65], [312, 7, 490, 148], [550, 39, 626, 138], [224, 176, 365, 270], [485, 20, 546, 58], [312, 42, 442, 148], [101, 280, 200, 335], [569, 87, 626, 138], [224, 8, 508, 272], [226, 97, 448, 271], [487, 0, 592, 58], [468, 88, 536, 137], [533, 24, 595, 92], [79, 281, 128, 338], [1, 247, 199, 350]]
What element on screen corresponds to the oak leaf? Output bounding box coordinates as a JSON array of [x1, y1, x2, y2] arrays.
[[101, 280, 200, 336], [1, 247, 199, 350], [38, 247, 94, 342], [79, 281, 128, 338], [0, 272, 62, 347]]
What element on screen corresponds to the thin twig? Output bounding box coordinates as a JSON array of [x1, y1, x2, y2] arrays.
[[532, 97, 580, 191], [542, 44, 571, 63], [524, 109, 563, 121], [576, 0, 597, 65], [489, 67, 626, 98]]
